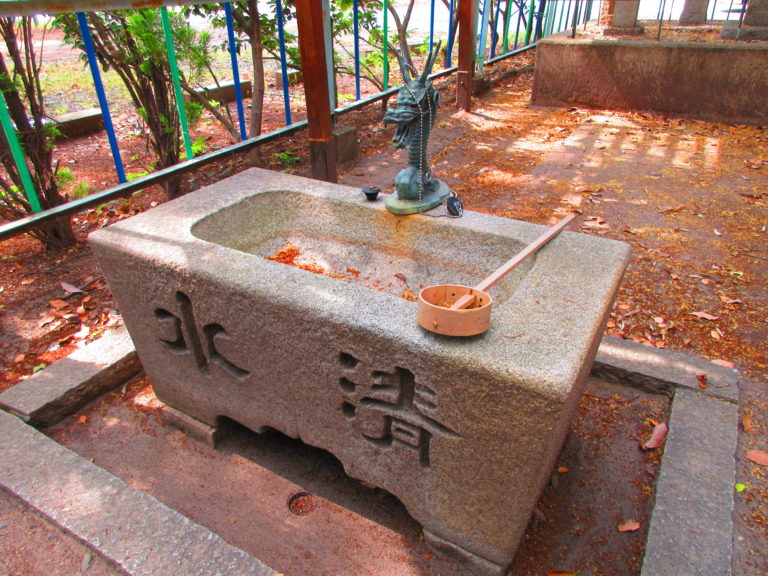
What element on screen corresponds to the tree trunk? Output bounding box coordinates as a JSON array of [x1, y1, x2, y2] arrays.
[[679, 0, 709, 25]]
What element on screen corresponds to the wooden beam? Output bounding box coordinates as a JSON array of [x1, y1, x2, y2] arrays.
[[295, 0, 337, 182], [456, 0, 476, 111]]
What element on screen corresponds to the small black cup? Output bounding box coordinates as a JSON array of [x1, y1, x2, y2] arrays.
[[363, 186, 380, 201]]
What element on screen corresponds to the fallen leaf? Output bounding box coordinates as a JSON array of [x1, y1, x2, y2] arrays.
[[711, 330, 721, 340], [742, 409, 753, 433], [546, 571, 578, 576], [48, 299, 70, 310], [618, 519, 641, 532], [714, 228, 723, 236], [557, 466, 569, 474], [73, 325, 90, 340], [61, 281, 83, 294], [659, 204, 685, 214], [13, 354, 25, 363], [77, 415, 87, 423], [642, 422, 668, 450], [735, 483, 746, 493], [746, 450, 768, 466], [21, 277, 35, 285], [691, 311, 719, 321], [697, 374, 708, 389], [719, 295, 743, 305], [393, 273, 407, 283], [712, 359, 735, 368], [38, 314, 56, 328]]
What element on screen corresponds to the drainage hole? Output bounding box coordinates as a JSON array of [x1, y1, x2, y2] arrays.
[[287, 492, 315, 516]]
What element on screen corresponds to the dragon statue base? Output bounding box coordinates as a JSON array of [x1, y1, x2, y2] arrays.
[[385, 177, 450, 215]]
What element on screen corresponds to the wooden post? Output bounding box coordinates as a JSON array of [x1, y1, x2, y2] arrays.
[[295, 0, 337, 182], [456, 0, 476, 111]]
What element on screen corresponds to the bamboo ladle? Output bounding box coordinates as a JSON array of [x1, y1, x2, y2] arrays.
[[417, 213, 576, 336]]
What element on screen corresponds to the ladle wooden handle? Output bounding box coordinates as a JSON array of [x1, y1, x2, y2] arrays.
[[450, 213, 577, 310]]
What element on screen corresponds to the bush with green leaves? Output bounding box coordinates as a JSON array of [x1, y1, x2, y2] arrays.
[[0, 16, 76, 252]]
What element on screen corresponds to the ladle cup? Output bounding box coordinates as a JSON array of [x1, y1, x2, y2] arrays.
[[417, 213, 576, 336]]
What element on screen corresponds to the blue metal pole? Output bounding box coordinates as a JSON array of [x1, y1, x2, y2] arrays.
[[76, 12, 126, 183], [491, 0, 503, 57], [353, 0, 361, 100], [514, 0, 524, 49], [447, 0, 455, 67], [223, 3, 247, 140], [477, 0, 492, 68], [275, 0, 292, 125], [429, 0, 436, 54], [224, 2, 248, 140]]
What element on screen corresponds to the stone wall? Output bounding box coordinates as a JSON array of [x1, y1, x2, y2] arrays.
[[532, 38, 768, 125]]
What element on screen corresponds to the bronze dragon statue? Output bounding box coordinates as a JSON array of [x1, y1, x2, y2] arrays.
[[383, 41, 453, 215]]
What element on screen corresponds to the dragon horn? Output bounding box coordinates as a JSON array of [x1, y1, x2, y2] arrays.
[[394, 47, 412, 83], [419, 40, 443, 83]]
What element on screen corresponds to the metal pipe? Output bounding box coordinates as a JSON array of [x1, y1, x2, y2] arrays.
[[429, 0, 436, 54], [160, 7, 193, 160], [447, 0, 456, 66], [383, 0, 390, 89], [0, 121, 308, 242], [353, 0, 361, 100], [275, 0, 293, 125], [0, 86, 41, 212], [77, 12, 126, 182], [0, 0, 210, 17], [224, 2, 247, 141]]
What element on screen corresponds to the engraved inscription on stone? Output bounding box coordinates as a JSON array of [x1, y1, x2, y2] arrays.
[[338, 352, 457, 468], [153, 291, 249, 379]]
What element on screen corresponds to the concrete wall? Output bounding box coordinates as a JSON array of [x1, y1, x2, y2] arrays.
[[532, 38, 768, 125]]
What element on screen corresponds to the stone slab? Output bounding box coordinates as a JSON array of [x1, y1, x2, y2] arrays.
[[184, 80, 253, 104], [51, 108, 104, 140], [0, 326, 141, 428], [532, 38, 768, 125], [593, 335, 740, 402], [0, 410, 277, 576], [89, 167, 631, 575], [720, 21, 768, 40], [641, 388, 738, 576]]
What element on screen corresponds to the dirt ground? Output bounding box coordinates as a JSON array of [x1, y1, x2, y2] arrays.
[[40, 373, 669, 576], [1, 43, 767, 574]]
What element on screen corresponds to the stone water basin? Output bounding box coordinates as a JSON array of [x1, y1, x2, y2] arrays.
[[90, 168, 631, 576]]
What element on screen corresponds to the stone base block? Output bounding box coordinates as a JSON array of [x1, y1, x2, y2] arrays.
[[334, 124, 359, 164], [163, 405, 231, 449], [274, 70, 302, 90], [604, 25, 645, 35]]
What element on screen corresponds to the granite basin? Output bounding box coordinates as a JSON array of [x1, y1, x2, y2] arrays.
[[90, 168, 631, 575]]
